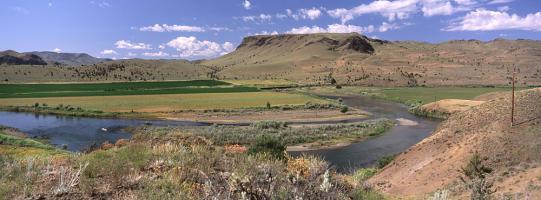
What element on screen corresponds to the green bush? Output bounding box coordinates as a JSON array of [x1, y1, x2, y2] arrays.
[[377, 154, 396, 169], [248, 135, 286, 160], [251, 121, 287, 129], [81, 145, 152, 191], [353, 167, 378, 183], [340, 106, 349, 113]]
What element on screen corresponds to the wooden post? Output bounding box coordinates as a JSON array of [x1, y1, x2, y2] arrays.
[[511, 68, 516, 126]]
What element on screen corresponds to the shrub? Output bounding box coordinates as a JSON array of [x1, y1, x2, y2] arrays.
[[248, 135, 286, 160], [251, 121, 287, 129], [266, 101, 271, 109], [353, 167, 378, 183], [377, 154, 396, 169], [459, 153, 494, 200], [340, 106, 349, 113]]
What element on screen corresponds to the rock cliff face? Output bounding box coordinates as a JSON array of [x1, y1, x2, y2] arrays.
[[236, 33, 378, 54]]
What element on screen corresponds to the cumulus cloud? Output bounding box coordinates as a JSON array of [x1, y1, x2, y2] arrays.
[[378, 22, 400, 32], [142, 51, 169, 57], [327, 0, 419, 23], [294, 8, 322, 20], [243, 0, 252, 10], [127, 52, 137, 57], [287, 24, 375, 34], [444, 9, 541, 31], [101, 49, 118, 55], [52, 48, 62, 53], [422, 0, 455, 16], [140, 24, 205, 32], [115, 40, 152, 50], [327, 0, 479, 23], [166, 36, 234, 58]]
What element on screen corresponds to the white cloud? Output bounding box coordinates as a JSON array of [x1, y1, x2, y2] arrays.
[[90, 1, 111, 8], [453, 0, 477, 5], [327, 0, 479, 23], [52, 48, 62, 53], [487, 0, 513, 4], [115, 40, 152, 50], [327, 0, 419, 23], [422, 0, 455, 16], [276, 13, 288, 19], [241, 14, 273, 22], [101, 49, 118, 55], [207, 26, 231, 31], [142, 51, 169, 57], [48, 2, 53, 7], [251, 31, 279, 36], [158, 45, 166, 50], [445, 9, 541, 31], [222, 42, 236, 52], [243, 0, 252, 10], [378, 22, 400, 32], [166, 36, 234, 58], [140, 24, 205, 32], [127, 52, 137, 57], [295, 8, 322, 20], [287, 24, 375, 34]]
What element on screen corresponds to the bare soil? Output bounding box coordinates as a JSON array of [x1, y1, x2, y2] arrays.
[[369, 88, 541, 199]]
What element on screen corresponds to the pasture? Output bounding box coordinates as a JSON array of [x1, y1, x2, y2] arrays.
[[0, 80, 260, 98], [0, 92, 327, 112]]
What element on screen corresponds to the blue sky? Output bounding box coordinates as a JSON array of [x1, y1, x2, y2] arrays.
[[1, 0, 540, 60]]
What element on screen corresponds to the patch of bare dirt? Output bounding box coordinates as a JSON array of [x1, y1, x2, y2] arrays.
[[369, 88, 541, 199]]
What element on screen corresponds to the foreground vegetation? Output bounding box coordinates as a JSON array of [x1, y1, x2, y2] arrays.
[[0, 127, 386, 199]]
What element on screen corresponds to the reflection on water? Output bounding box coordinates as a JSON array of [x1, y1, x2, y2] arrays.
[[0, 111, 208, 151]]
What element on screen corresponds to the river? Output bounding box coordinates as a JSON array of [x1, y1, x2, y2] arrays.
[[0, 95, 439, 171]]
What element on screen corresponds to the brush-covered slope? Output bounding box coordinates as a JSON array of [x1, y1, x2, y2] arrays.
[[0, 59, 212, 83], [29, 51, 111, 66], [369, 87, 541, 198], [0, 50, 47, 65], [204, 33, 541, 87]]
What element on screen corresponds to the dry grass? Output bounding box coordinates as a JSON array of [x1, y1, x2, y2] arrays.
[[0, 92, 327, 112]]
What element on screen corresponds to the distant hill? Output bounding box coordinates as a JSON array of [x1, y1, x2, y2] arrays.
[[0, 50, 47, 65], [0, 58, 212, 83], [29, 51, 111, 66], [203, 33, 541, 87]]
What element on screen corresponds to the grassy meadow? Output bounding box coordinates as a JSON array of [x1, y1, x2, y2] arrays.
[[0, 80, 262, 98], [0, 92, 328, 112], [302, 86, 515, 106]]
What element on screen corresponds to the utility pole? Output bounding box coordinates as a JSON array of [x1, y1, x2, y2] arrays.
[[511, 67, 516, 126]]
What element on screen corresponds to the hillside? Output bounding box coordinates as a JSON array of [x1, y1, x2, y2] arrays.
[[29, 51, 111, 66], [204, 33, 541, 87], [0, 59, 212, 83], [369, 88, 541, 198], [0, 50, 46, 65]]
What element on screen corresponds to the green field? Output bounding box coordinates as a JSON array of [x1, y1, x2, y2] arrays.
[[0, 80, 260, 98], [303, 86, 517, 106]]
